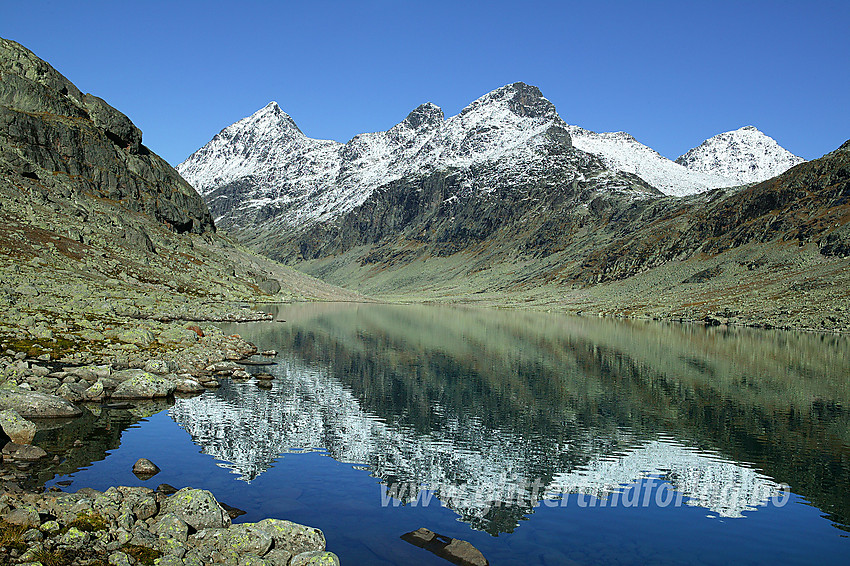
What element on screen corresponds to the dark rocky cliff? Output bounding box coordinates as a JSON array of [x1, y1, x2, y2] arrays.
[[0, 37, 214, 235]]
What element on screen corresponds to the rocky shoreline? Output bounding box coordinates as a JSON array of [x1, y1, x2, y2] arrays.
[[0, 307, 341, 565], [0, 485, 338, 565]]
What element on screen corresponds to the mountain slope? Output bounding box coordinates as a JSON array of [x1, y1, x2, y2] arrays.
[[178, 82, 654, 235], [675, 126, 805, 184], [0, 36, 359, 365], [179, 81, 848, 330], [566, 126, 739, 196]]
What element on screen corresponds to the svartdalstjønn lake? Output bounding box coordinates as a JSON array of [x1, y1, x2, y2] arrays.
[[43, 303, 849, 565]]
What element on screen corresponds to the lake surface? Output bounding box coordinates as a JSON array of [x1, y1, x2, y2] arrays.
[[43, 303, 849, 565]]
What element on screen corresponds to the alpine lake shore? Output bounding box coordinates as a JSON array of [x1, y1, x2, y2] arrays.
[[0, 269, 342, 566]]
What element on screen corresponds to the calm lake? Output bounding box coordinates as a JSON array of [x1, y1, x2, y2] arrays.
[[42, 303, 849, 565]]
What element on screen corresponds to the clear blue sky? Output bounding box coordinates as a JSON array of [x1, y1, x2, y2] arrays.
[[3, 0, 848, 165]]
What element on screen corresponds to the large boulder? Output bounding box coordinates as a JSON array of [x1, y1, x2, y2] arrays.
[[253, 519, 326, 556], [0, 409, 37, 444], [0, 386, 82, 418], [161, 488, 231, 530], [111, 371, 175, 399]]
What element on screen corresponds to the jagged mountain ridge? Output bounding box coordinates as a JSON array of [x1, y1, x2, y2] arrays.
[[178, 82, 656, 232], [177, 80, 849, 330], [179, 83, 805, 228], [675, 125, 806, 184]]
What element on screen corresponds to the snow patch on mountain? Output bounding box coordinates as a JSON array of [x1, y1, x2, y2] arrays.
[[675, 126, 805, 185], [566, 126, 738, 196]]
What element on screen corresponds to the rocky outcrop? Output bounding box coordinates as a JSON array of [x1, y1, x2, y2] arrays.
[[0, 486, 339, 565], [0, 37, 213, 235], [0, 385, 82, 418]]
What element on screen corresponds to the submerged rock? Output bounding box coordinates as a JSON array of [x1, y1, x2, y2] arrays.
[[132, 457, 161, 478], [401, 527, 489, 566]]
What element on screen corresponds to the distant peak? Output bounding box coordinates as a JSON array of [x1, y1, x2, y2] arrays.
[[248, 101, 302, 136], [739, 125, 759, 132], [402, 102, 444, 129]]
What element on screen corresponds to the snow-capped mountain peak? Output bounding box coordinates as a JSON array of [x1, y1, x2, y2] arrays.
[[400, 102, 444, 130], [565, 125, 736, 196], [178, 82, 587, 229], [675, 126, 805, 184]]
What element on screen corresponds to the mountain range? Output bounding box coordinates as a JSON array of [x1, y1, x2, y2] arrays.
[[177, 82, 850, 330], [1, 33, 847, 333], [178, 82, 804, 227]]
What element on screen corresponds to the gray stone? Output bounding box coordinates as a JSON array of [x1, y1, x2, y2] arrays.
[[112, 371, 175, 399], [56, 381, 88, 403], [155, 512, 189, 542], [85, 380, 105, 400], [132, 457, 161, 478], [143, 359, 171, 375], [253, 518, 325, 555], [161, 488, 231, 530], [12, 444, 47, 461], [116, 328, 156, 347], [4, 504, 40, 527], [222, 523, 273, 557], [108, 551, 133, 566], [59, 526, 91, 550], [175, 378, 205, 393], [401, 527, 489, 566], [0, 386, 82, 418], [0, 409, 36, 444], [290, 551, 341, 566], [262, 549, 293, 566]]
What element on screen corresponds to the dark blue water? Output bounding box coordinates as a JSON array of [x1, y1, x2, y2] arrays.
[[41, 303, 850, 565]]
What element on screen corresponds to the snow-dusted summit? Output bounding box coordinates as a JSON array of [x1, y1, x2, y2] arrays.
[[178, 83, 596, 230], [675, 126, 805, 185], [178, 83, 806, 234], [565, 126, 738, 196]]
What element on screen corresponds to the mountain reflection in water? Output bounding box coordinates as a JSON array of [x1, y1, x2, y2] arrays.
[[169, 303, 850, 535]]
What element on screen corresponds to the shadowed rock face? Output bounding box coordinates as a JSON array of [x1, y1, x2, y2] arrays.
[[0, 37, 214, 235]]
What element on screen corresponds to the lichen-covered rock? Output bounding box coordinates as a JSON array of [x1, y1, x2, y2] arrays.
[[59, 526, 91, 550], [158, 327, 200, 345], [143, 359, 171, 375], [161, 488, 231, 530], [222, 523, 274, 557], [155, 512, 190, 542], [290, 550, 341, 566], [0, 408, 36, 444], [253, 518, 325, 555], [56, 381, 88, 403], [4, 504, 40, 527], [116, 328, 156, 347], [85, 380, 105, 400], [0, 387, 82, 418], [112, 371, 175, 399]]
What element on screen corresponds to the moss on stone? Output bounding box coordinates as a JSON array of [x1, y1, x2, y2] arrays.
[[67, 511, 108, 532]]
